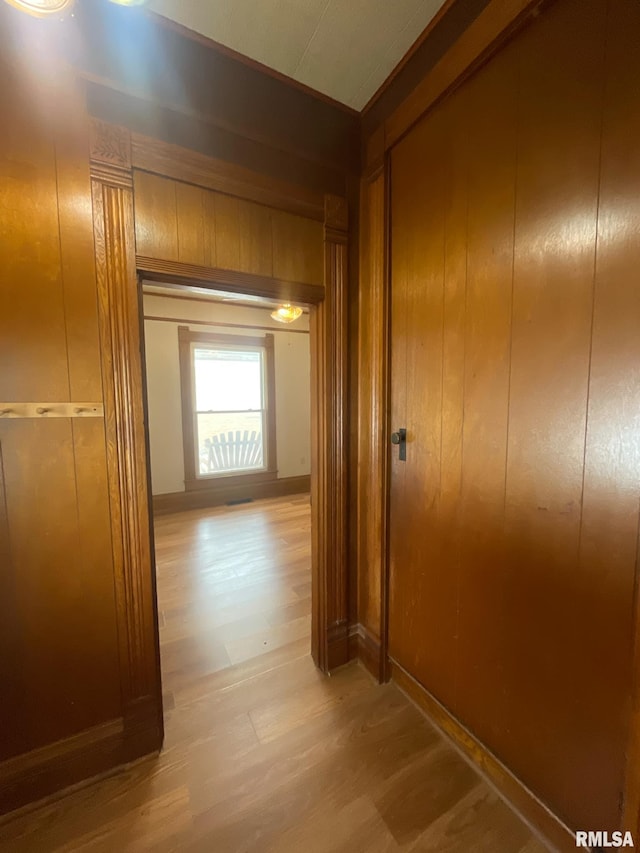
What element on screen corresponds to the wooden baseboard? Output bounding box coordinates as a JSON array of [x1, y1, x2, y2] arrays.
[[327, 620, 350, 670], [153, 475, 311, 515], [0, 693, 162, 818], [348, 623, 383, 682], [390, 661, 575, 853], [0, 719, 127, 817]]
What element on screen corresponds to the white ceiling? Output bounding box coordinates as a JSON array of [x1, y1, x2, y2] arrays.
[[148, 0, 448, 110]]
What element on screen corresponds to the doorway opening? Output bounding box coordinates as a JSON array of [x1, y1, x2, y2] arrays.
[[139, 279, 313, 704]]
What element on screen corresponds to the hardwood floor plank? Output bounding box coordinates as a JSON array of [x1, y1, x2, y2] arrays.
[[0, 496, 548, 852]]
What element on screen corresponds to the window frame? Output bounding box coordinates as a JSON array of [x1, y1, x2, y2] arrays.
[[178, 326, 277, 491]]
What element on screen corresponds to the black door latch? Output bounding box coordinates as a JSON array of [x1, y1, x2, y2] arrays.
[[391, 428, 407, 461]]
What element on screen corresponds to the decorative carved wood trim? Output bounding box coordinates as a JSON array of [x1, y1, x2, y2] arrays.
[[324, 193, 349, 231], [131, 133, 325, 222], [311, 194, 349, 672], [90, 119, 132, 170], [89, 120, 163, 748], [137, 256, 325, 305]]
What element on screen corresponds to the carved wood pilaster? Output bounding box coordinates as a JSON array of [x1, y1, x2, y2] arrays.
[[89, 119, 162, 749], [311, 194, 349, 671]]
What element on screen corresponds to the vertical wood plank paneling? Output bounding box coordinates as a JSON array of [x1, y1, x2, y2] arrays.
[[0, 419, 121, 757], [503, 0, 607, 827], [455, 51, 518, 745], [175, 181, 206, 266], [439, 93, 467, 542], [0, 52, 68, 402], [213, 193, 241, 271], [132, 173, 325, 287], [437, 93, 467, 722], [387, 148, 409, 671], [133, 171, 178, 260], [272, 209, 324, 285], [0, 433, 21, 760], [389, 103, 454, 705], [385, 0, 640, 836], [202, 190, 217, 267], [55, 77, 103, 403], [238, 199, 273, 277], [408, 107, 449, 705], [0, 35, 124, 795], [589, 0, 640, 835]]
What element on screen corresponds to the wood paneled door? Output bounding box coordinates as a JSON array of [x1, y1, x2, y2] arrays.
[[387, 0, 640, 841]]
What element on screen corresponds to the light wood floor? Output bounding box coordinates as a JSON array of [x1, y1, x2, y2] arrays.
[[0, 495, 549, 852]]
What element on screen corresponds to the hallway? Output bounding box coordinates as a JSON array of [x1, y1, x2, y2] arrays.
[[0, 497, 547, 852]]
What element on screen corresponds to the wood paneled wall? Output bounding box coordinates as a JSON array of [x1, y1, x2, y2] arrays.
[[0, 23, 117, 757], [0, 0, 349, 820], [133, 172, 324, 287], [0, 10, 161, 814], [373, 0, 640, 837]]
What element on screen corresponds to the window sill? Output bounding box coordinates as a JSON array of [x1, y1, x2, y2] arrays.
[[185, 468, 277, 492]]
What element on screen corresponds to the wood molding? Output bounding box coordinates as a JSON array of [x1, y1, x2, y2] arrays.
[[152, 475, 311, 515], [348, 623, 383, 681], [327, 619, 350, 671], [137, 257, 325, 305], [72, 0, 359, 180], [324, 194, 349, 232], [132, 134, 325, 222], [89, 119, 163, 753], [90, 119, 132, 171], [363, 125, 386, 182], [144, 314, 310, 336], [361, 0, 460, 115], [365, 0, 543, 165], [0, 719, 126, 816], [145, 10, 359, 119], [356, 169, 391, 683], [391, 662, 576, 853], [311, 194, 349, 672]]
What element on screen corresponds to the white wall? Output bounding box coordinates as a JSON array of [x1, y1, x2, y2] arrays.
[[143, 293, 311, 495]]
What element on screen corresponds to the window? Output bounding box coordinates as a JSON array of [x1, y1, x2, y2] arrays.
[[179, 327, 277, 488]]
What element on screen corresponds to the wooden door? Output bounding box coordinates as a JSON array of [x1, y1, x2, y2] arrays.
[[387, 0, 640, 834]]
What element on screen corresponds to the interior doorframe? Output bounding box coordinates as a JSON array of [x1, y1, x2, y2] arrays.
[[89, 118, 351, 749]]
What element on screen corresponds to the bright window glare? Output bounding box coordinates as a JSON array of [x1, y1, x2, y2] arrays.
[[194, 348, 262, 412]]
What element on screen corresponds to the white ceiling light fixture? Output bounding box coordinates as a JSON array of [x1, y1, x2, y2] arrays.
[[3, 0, 73, 16], [270, 304, 303, 324]]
